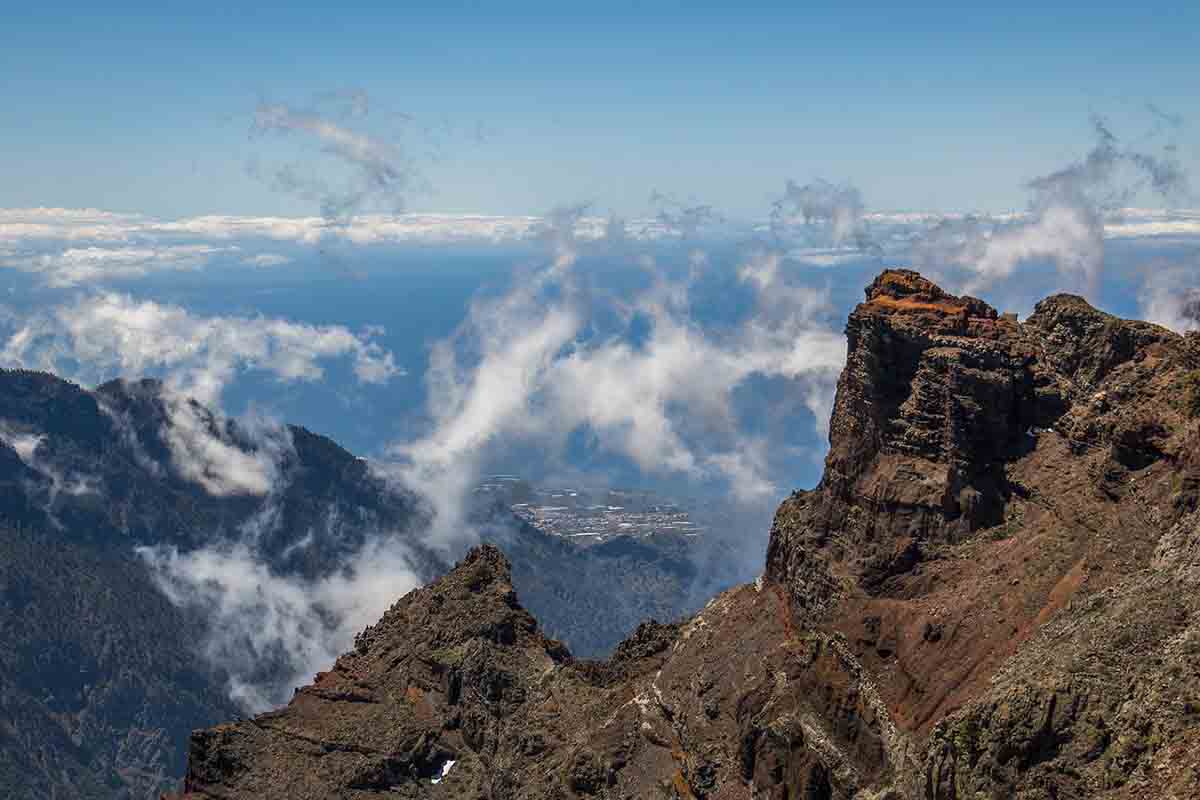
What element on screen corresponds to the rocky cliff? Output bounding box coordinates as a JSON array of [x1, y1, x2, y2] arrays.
[[0, 372, 712, 799], [176, 270, 1200, 799]]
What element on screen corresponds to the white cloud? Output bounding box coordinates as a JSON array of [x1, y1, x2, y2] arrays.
[[95, 395, 166, 477], [957, 204, 1105, 294], [771, 179, 870, 248], [1, 204, 1197, 249], [0, 208, 703, 288], [391, 228, 846, 547], [2, 204, 1197, 292], [1102, 209, 1200, 239], [3, 244, 229, 287], [395, 282, 582, 548], [737, 249, 782, 291], [139, 533, 421, 711], [241, 253, 291, 268], [912, 119, 1190, 297], [703, 440, 776, 504], [163, 400, 291, 496], [1139, 267, 1200, 334], [0, 293, 400, 496], [541, 289, 844, 489], [0, 291, 400, 408], [151, 214, 328, 243], [0, 207, 148, 243], [0, 426, 101, 509]]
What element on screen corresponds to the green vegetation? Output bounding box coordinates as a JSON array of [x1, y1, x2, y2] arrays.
[[0, 524, 240, 799]]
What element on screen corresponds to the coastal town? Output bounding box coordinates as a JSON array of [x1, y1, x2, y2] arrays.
[[473, 474, 705, 545]]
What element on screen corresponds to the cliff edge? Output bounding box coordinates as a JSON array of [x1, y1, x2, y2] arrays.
[[176, 270, 1200, 799]]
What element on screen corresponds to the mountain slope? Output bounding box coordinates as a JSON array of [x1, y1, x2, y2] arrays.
[[0, 372, 714, 798], [0, 371, 434, 798], [0, 523, 240, 799], [177, 270, 1200, 799]]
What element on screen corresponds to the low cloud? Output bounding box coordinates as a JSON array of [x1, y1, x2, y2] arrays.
[[771, 179, 874, 250], [249, 93, 424, 223], [915, 206, 1103, 294], [1139, 266, 1200, 334], [2, 205, 1197, 291], [913, 116, 1190, 297], [393, 266, 582, 549], [0, 207, 734, 289], [164, 400, 292, 496], [2, 244, 229, 287], [0, 282, 417, 704], [0, 427, 101, 520], [0, 428, 43, 463], [0, 291, 400, 408], [1, 292, 400, 496], [139, 533, 422, 711], [241, 253, 291, 268], [5, 109, 1194, 714], [390, 214, 846, 550]]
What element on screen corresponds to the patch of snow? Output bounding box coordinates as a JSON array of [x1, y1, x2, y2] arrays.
[[430, 759, 457, 784]]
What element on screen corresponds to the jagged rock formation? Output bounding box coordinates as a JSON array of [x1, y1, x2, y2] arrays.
[[0, 372, 712, 799], [0, 372, 433, 799], [178, 270, 1200, 798]]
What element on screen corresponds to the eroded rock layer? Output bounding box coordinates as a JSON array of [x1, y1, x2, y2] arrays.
[[178, 270, 1200, 799]]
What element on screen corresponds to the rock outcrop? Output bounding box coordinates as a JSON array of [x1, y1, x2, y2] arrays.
[[177, 270, 1200, 798], [0, 370, 717, 799]]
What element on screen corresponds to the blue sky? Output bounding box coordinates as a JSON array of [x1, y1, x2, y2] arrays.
[[2, 1, 1199, 576], [3, 2, 1197, 218], [4, 2, 1199, 705]]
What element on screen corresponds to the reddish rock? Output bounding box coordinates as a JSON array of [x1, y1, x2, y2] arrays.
[[176, 270, 1200, 799]]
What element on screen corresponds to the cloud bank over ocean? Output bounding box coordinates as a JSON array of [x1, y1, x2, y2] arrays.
[[3, 204, 1198, 288]]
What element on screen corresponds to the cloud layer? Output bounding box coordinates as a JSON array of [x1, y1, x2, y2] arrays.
[[3, 113, 1195, 716], [391, 215, 846, 551], [1, 291, 399, 407], [139, 533, 421, 711], [912, 117, 1190, 297], [1139, 265, 1200, 334], [3, 203, 1199, 288], [249, 97, 420, 222], [1, 291, 401, 501]]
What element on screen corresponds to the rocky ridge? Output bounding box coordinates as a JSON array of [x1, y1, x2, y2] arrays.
[[177, 270, 1200, 799], [0, 371, 712, 799]]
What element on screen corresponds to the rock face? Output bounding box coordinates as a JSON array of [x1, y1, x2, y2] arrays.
[[0, 371, 714, 799], [0, 372, 431, 799], [178, 270, 1200, 799]]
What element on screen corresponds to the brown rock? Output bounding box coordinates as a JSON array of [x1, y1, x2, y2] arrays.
[[177, 270, 1200, 799]]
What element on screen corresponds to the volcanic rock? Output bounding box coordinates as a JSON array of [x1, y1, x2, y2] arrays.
[[0, 369, 715, 799], [177, 270, 1200, 799]]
